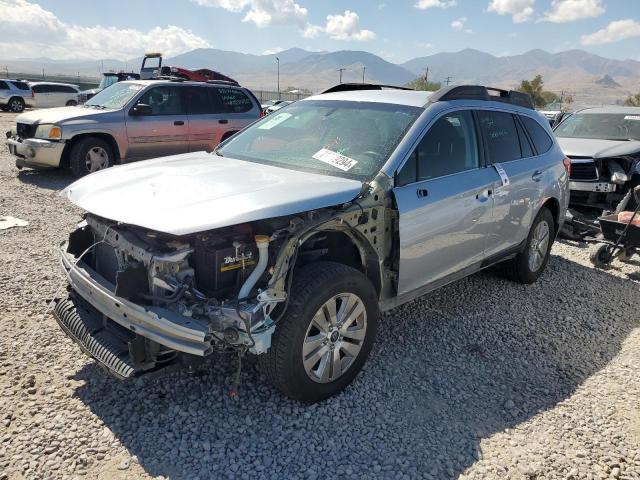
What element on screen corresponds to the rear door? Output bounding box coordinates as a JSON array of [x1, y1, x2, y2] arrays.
[[475, 109, 540, 256], [393, 109, 494, 295], [125, 85, 189, 161], [184, 85, 227, 152], [32, 84, 52, 107], [215, 86, 259, 138]]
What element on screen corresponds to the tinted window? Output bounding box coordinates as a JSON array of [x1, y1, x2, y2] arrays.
[[9, 81, 29, 90], [397, 110, 479, 185], [515, 118, 534, 158], [477, 111, 521, 164], [521, 116, 553, 154], [135, 86, 185, 115], [32, 84, 46, 93], [50, 85, 77, 93], [216, 87, 253, 113], [185, 86, 223, 115], [0, 81, 8, 90]]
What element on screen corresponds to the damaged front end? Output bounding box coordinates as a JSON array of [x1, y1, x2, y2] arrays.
[[568, 151, 640, 211]]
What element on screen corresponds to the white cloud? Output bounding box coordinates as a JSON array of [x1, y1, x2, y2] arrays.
[[324, 10, 377, 41], [417, 42, 433, 49], [581, 19, 640, 45], [192, 0, 248, 12], [243, 0, 308, 28], [0, 0, 211, 59], [451, 17, 466, 29], [262, 47, 284, 55], [414, 0, 457, 9], [487, 0, 535, 23], [303, 23, 323, 38], [542, 0, 605, 23]]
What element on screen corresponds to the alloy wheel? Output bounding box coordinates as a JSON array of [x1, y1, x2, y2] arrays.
[[302, 293, 367, 383], [84, 146, 109, 172], [528, 220, 550, 272]]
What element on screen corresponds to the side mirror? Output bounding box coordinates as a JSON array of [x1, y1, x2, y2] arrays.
[[130, 103, 152, 116]]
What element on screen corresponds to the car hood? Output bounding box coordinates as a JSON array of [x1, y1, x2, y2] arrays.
[[557, 137, 640, 158], [63, 152, 363, 236], [16, 106, 108, 125]]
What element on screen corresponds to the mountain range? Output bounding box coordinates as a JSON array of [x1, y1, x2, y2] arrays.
[[2, 47, 639, 106]]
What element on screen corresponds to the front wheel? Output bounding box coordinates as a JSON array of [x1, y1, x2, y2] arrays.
[[8, 97, 25, 112], [500, 207, 555, 284], [66, 100, 78, 106], [259, 262, 379, 403], [69, 137, 114, 177]]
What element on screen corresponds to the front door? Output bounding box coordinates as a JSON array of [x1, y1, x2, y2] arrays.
[[125, 85, 189, 161], [184, 86, 227, 152], [393, 110, 493, 295]]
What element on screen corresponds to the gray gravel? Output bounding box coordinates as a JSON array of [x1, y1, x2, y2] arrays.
[[0, 110, 639, 480]]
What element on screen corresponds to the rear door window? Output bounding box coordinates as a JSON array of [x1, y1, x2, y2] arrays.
[[215, 87, 253, 113], [0, 81, 8, 90], [32, 84, 46, 93], [185, 86, 224, 115], [521, 116, 553, 154], [477, 110, 522, 164]]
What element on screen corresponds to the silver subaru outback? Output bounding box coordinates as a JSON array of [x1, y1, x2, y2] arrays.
[[5, 79, 261, 177], [54, 84, 569, 403]]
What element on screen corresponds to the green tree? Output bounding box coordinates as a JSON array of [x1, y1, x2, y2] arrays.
[[516, 74, 559, 108], [624, 93, 640, 107], [406, 77, 441, 91]]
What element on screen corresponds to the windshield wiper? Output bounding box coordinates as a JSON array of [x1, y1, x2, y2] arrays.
[[214, 149, 223, 157]]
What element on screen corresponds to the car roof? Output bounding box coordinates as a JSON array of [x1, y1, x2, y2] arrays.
[[29, 81, 78, 87], [304, 89, 433, 108], [121, 79, 245, 89], [576, 106, 640, 114]]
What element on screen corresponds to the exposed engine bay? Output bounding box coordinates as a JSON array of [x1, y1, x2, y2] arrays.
[[58, 187, 395, 378]]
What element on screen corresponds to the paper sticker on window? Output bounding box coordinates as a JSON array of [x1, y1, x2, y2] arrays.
[[258, 112, 292, 130], [312, 148, 358, 172], [493, 162, 510, 186], [624, 115, 640, 121]]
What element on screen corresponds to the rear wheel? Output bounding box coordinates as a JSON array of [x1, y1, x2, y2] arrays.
[[66, 100, 78, 106], [69, 137, 114, 177], [8, 97, 25, 112], [259, 262, 379, 403], [500, 207, 555, 284]]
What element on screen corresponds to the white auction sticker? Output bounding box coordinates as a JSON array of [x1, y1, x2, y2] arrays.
[[493, 162, 510, 186], [258, 112, 292, 130], [624, 115, 640, 121], [312, 148, 358, 172]]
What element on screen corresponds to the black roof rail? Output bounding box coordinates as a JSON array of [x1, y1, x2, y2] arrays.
[[321, 83, 414, 94], [428, 85, 534, 109], [205, 80, 240, 86]]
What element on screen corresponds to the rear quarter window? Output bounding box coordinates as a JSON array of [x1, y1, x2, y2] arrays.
[[216, 87, 254, 113], [0, 81, 8, 90], [521, 116, 554, 154]]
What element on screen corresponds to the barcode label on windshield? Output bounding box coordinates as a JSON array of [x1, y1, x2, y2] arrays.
[[312, 149, 358, 172], [624, 115, 640, 121]]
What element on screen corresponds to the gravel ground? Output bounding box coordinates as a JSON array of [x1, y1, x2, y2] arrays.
[[0, 110, 639, 480]]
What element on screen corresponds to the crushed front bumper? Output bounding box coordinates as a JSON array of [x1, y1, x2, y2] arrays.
[[6, 135, 64, 169], [57, 245, 214, 377], [569, 180, 617, 193]]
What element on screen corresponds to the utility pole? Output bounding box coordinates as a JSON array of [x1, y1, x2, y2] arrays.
[[2, 66, 8, 79], [42, 68, 45, 80], [362, 66, 366, 83], [423, 67, 429, 84], [276, 57, 280, 100], [338, 67, 346, 84], [444, 76, 452, 86]]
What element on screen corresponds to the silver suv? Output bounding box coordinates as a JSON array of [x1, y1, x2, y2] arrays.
[[0, 79, 33, 112], [54, 85, 569, 403], [5, 80, 261, 177]]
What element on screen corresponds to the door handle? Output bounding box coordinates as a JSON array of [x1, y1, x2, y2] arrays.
[[416, 188, 428, 198], [532, 170, 543, 182], [219, 119, 229, 124], [174, 120, 185, 126]]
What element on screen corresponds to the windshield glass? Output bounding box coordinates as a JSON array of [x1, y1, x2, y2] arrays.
[[86, 82, 144, 109], [98, 75, 119, 90], [217, 100, 422, 180], [554, 112, 640, 141]]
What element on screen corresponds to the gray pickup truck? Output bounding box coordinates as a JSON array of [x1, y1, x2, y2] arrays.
[[6, 80, 261, 177], [54, 84, 569, 403]]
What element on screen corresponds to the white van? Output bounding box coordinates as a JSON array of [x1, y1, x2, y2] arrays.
[[29, 82, 80, 108]]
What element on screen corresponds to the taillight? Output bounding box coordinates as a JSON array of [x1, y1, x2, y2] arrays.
[[562, 157, 571, 176]]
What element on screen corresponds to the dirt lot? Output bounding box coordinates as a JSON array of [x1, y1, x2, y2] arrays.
[[0, 110, 639, 480]]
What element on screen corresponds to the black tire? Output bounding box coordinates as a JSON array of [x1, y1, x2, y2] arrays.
[[8, 97, 25, 113], [220, 131, 238, 143], [69, 137, 114, 177], [258, 262, 379, 403], [500, 207, 555, 284], [66, 100, 78, 106], [590, 244, 612, 268]]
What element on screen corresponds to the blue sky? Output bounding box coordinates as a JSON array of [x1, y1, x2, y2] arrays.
[[2, 0, 639, 62]]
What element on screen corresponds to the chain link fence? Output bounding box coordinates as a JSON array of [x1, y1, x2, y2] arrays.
[[251, 90, 311, 103]]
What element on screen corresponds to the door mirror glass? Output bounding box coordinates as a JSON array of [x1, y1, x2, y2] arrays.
[[130, 103, 153, 116]]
